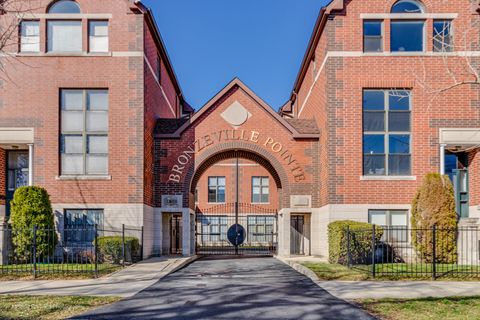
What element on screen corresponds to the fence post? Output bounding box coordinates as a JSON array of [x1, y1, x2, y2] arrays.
[[94, 224, 98, 278], [32, 225, 37, 279], [432, 224, 437, 281], [122, 224, 125, 267], [372, 224, 376, 278], [141, 226, 144, 261], [347, 226, 352, 268]]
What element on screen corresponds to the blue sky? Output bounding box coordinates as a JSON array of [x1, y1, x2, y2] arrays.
[[143, 0, 330, 110]]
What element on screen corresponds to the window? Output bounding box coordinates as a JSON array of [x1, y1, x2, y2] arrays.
[[64, 209, 103, 244], [48, 0, 81, 14], [247, 216, 275, 243], [363, 20, 383, 52], [200, 216, 228, 242], [89, 21, 109, 53], [252, 177, 269, 203], [363, 90, 411, 176], [61, 89, 109, 176], [391, 0, 424, 13], [20, 21, 40, 52], [48, 20, 82, 52], [433, 20, 453, 52], [208, 177, 225, 203], [7, 151, 29, 192], [369, 210, 408, 242], [391, 21, 425, 52]]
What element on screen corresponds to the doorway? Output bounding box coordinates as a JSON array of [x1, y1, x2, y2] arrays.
[[170, 214, 183, 255], [6, 151, 29, 214], [445, 152, 469, 218], [290, 215, 305, 255]]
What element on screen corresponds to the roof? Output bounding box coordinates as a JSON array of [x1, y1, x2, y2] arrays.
[[285, 119, 320, 134], [155, 118, 189, 135], [156, 78, 320, 139]]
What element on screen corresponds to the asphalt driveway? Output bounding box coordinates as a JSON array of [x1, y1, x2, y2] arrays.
[[75, 256, 374, 320]]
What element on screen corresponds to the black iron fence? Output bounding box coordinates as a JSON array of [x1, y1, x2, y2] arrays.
[[0, 224, 144, 278], [345, 225, 480, 280]]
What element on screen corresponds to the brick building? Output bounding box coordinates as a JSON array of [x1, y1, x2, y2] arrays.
[[1, 0, 479, 258]]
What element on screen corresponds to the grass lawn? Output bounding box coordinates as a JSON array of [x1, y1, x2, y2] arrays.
[[0, 264, 123, 280], [302, 262, 480, 281], [358, 296, 480, 320], [0, 295, 121, 320]]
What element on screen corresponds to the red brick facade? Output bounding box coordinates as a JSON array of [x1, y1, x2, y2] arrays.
[[285, 0, 480, 211]]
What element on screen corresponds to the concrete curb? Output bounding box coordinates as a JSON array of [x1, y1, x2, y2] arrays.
[[167, 255, 199, 276], [275, 256, 320, 283]]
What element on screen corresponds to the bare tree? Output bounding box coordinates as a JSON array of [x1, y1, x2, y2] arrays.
[[0, 0, 40, 79], [415, 1, 480, 95]]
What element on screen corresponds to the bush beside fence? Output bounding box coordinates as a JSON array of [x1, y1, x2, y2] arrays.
[[0, 224, 144, 278], [342, 225, 480, 280]]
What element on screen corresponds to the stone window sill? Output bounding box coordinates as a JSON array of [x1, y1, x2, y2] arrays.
[[360, 176, 416, 181], [56, 175, 112, 181]]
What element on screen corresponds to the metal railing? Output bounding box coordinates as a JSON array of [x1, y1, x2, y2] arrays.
[[0, 224, 144, 278], [345, 225, 480, 280]]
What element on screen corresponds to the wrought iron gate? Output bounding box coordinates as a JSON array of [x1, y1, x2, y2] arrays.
[[195, 203, 278, 255]]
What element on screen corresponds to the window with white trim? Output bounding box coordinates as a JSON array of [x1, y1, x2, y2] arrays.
[[369, 209, 408, 242], [433, 20, 453, 52], [252, 177, 269, 203], [20, 21, 40, 53], [363, 90, 411, 176], [89, 21, 109, 53], [48, 20, 82, 52], [64, 209, 103, 244], [60, 89, 109, 176], [390, 1, 425, 52], [363, 20, 383, 53], [208, 177, 225, 203]]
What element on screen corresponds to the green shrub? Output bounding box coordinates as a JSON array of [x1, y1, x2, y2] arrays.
[[411, 173, 457, 263], [96, 236, 140, 264], [9, 186, 57, 259], [328, 220, 383, 265]]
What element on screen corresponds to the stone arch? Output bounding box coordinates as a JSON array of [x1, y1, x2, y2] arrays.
[[184, 141, 291, 209]]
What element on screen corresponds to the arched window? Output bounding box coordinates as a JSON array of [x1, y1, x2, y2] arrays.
[[391, 0, 425, 14], [48, 0, 81, 14]]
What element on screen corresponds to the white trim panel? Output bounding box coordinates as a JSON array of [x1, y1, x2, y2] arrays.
[[0, 128, 34, 144], [360, 13, 458, 19]]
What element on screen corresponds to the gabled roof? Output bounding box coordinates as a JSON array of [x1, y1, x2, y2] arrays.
[[156, 78, 319, 139]]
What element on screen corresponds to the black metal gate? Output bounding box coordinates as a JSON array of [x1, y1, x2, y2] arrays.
[[195, 203, 278, 255]]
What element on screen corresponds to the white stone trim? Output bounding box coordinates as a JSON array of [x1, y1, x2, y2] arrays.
[[112, 51, 144, 57], [439, 128, 480, 145], [6, 51, 144, 57], [23, 13, 113, 19], [360, 175, 417, 181], [360, 13, 458, 19], [297, 50, 480, 117], [144, 55, 176, 117], [0, 128, 34, 144], [56, 175, 112, 181]]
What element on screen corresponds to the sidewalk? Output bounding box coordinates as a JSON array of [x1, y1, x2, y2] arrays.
[[277, 256, 480, 300], [0, 256, 197, 298]]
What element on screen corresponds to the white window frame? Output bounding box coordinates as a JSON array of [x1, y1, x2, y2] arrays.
[[20, 20, 40, 53], [252, 176, 270, 204], [88, 20, 109, 53], [47, 19, 83, 53]]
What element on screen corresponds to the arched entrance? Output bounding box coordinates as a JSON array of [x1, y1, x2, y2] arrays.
[[154, 79, 320, 257], [191, 149, 285, 256]]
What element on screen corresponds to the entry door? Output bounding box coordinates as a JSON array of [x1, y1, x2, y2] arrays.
[[290, 215, 305, 255], [6, 151, 29, 214], [170, 215, 183, 255], [445, 153, 469, 218]]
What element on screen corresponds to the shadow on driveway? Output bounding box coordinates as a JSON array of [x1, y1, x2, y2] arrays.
[[73, 256, 375, 320]]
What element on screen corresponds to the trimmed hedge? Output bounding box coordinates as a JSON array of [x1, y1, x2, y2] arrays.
[[328, 220, 383, 265], [96, 236, 140, 264], [411, 173, 457, 263], [9, 186, 57, 259]]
